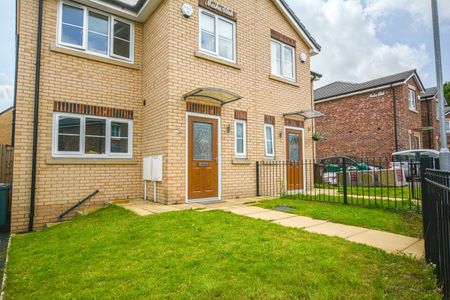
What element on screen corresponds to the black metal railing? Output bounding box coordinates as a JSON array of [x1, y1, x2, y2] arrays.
[[256, 158, 430, 211], [57, 189, 99, 222], [421, 158, 450, 299]]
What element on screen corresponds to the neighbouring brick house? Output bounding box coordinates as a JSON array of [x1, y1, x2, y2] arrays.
[[445, 107, 450, 147], [314, 70, 440, 160], [12, 0, 321, 232], [0, 107, 14, 145]]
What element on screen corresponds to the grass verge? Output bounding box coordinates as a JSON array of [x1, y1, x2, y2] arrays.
[[257, 198, 423, 237], [4, 206, 438, 299]]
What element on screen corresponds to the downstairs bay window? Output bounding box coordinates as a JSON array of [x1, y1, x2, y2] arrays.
[[53, 113, 132, 158]]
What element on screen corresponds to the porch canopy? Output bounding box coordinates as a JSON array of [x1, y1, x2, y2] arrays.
[[183, 88, 242, 106], [283, 109, 325, 119]]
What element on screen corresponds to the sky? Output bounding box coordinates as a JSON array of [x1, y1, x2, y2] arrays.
[[0, 0, 449, 111], [286, 0, 450, 88]]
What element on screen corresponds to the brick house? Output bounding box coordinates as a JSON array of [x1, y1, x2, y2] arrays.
[[314, 70, 440, 160], [445, 107, 450, 147], [12, 0, 321, 232], [0, 107, 14, 145]]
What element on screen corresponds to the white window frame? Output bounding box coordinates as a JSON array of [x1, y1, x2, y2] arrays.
[[57, 1, 134, 62], [271, 39, 296, 81], [264, 124, 275, 157], [234, 120, 247, 158], [446, 120, 450, 133], [408, 89, 417, 111], [53, 112, 133, 158], [198, 8, 237, 63]]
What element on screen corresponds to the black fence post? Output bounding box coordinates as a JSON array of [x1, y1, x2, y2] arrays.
[[342, 159, 348, 204], [256, 161, 260, 197], [420, 156, 434, 263]]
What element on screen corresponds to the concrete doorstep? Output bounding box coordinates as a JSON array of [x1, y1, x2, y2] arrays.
[[117, 198, 424, 260]]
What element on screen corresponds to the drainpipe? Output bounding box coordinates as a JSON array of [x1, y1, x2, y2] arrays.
[[391, 85, 399, 152], [28, 0, 44, 232], [11, 0, 19, 147]]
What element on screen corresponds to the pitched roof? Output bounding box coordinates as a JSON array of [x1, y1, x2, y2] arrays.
[[315, 70, 425, 102], [0, 106, 14, 117], [421, 87, 438, 99], [99, 0, 321, 52], [278, 0, 321, 51]]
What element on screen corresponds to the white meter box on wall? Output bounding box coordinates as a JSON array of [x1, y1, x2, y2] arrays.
[[143, 156, 163, 182]]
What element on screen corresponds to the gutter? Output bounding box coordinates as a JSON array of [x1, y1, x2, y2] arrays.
[[28, 0, 44, 232]]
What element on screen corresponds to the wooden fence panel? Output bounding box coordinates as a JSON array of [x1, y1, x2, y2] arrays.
[[0, 145, 13, 184]]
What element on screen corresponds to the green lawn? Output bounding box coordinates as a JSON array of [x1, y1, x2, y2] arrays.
[[283, 193, 420, 211], [256, 198, 423, 237], [315, 184, 421, 200], [5, 206, 439, 299]]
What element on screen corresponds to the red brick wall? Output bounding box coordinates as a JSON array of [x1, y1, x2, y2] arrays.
[[420, 97, 440, 150], [315, 78, 433, 159]]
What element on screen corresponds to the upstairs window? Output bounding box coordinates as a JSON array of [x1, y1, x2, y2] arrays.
[[199, 9, 236, 62], [59, 3, 133, 61], [446, 121, 450, 133], [271, 40, 295, 80], [408, 89, 417, 111]]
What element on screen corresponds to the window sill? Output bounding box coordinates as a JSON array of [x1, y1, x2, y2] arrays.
[[194, 51, 242, 70], [50, 44, 140, 70], [269, 75, 299, 87], [232, 158, 251, 165], [409, 109, 419, 114], [46, 157, 137, 165]]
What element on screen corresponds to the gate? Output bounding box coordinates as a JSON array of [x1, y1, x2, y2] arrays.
[[0, 145, 13, 184]]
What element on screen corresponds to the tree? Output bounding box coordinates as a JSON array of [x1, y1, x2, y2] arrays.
[[444, 82, 450, 105]]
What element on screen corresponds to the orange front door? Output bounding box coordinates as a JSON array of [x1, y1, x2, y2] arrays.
[[286, 129, 304, 191], [188, 116, 219, 200]]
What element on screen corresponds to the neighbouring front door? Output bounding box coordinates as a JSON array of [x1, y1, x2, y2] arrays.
[[188, 116, 219, 200], [286, 128, 304, 191]]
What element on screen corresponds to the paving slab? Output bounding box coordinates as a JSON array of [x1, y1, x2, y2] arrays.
[[246, 211, 297, 221], [347, 229, 419, 254], [126, 206, 154, 216], [402, 240, 425, 259], [304, 222, 369, 239], [135, 205, 182, 214], [225, 206, 270, 215], [274, 216, 327, 229]]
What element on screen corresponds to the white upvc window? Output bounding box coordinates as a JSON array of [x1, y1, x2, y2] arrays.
[[271, 39, 295, 81], [264, 124, 275, 157], [446, 120, 450, 133], [53, 113, 133, 158], [408, 89, 417, 111], [235, 120, 247, 158], [199, 8, 236, 62], [58, 2, 134, 62]]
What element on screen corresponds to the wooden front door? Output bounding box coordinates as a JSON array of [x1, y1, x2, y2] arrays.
[[188, 116, 219, 200], [286, 129, 304, 191]]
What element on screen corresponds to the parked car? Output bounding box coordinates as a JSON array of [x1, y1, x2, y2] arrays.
[[319, 156, 380, 185], [390, 149, 439, 181]]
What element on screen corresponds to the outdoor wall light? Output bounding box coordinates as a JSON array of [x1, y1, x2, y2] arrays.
[[279, 131, 283, 139], [300, 53, 308, 63], [226, 124, 231, 133], [182, 3, 193, 18]]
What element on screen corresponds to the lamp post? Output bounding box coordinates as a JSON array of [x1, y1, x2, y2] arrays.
[[431, 0, 450, 170]]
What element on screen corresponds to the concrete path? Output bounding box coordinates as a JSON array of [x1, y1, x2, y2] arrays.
[[115, 198, 424, 259]]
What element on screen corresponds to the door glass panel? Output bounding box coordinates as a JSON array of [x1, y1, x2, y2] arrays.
[[193, 122, 212, 161], [288, 133, 300, 161]]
